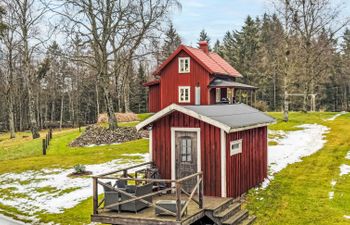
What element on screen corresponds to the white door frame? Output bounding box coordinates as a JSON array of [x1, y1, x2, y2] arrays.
[[170, 127, 201, 183]]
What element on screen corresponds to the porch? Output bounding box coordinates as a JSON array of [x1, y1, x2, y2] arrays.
[[91, 162, 256, 225], [209, 77, 257, 106]]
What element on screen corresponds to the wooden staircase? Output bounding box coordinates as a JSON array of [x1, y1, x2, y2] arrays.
[[205, 198, 256, 225]]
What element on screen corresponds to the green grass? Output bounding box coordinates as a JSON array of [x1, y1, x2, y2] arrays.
[[0, 115, 150, 224], [245, 112, 350, 225]]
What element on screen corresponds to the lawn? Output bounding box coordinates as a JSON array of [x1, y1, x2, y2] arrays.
[[0, 111, 349, 225], [0, 116, 150, 224], [245, 112, 350, 225]]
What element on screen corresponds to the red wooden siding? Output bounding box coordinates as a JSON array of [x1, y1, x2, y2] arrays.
[[225, 127, 268, 198], [151, 111, 221, 197], [148, 84, 161, 113], [159, 51, 210, 109]]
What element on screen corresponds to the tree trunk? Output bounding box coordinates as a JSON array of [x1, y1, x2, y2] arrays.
[[28, 85, 40, 139], [59, 93, 64, 131], [123, 81, 130, 113], [95, 80, 100, 117], [103, 87, 117, 130], [7, 94, 16, 139], [51, 94, 55, 122]]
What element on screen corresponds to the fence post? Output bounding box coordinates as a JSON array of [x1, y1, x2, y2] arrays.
[[93, 177, 98, 215], [49, 128, 53, 139], [42, 139, 46, 155], [176, 182, 182, 221]]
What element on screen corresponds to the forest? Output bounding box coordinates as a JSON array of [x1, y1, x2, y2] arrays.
[[0, 0, 349, 139]]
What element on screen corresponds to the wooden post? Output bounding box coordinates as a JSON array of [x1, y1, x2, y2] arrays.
[[42, 139, 46, 155], [199, 173, 203, 209], [93, 177, 98, 214], [176, 182, 182, 221], [49, 128, 53, 139]]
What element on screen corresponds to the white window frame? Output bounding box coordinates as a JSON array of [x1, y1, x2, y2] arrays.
[[178, 86, 191, 103], [230, 139, 242, 156], [178, 57, 190, 73]]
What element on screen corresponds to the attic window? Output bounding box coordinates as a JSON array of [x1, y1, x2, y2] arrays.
[[178, 57, 190, 73], [230, 139, 242, 156], [178, 86, 190, 103]]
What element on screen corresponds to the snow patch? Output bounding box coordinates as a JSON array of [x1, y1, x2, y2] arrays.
[[262, 124, 329, 188], [346, 151, 350, 160], [331, 180, 337, 187], [328, 191, 334, 200], [0, 153, 148, 219], [340, 164, 350, 176], [0, 214, 26, 225], [326, 111, 347, 121]]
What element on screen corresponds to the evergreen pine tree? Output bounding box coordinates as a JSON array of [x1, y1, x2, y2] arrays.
[[0, 6, 7, 38], [130, 63, 148, 113], [198, 29, 211, 50], [161, 22, 181, 62], [213, 40, 223, 56]]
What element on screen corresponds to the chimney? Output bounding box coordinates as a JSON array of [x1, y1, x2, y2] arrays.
[[198, 41, 209, 54]]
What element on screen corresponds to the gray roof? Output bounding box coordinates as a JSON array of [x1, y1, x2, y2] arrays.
[[209, 78, 257, 90], [136, 103, 275, 133], [183, 104, 274, 130]]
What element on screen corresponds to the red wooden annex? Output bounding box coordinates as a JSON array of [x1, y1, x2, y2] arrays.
[[136, 103, 275, 198]]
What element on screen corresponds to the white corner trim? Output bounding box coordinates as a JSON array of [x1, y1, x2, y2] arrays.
[[220, 129, 227, 197], [149, 129, 153, 161], [171, 127, 201, 186], [136, 103, 231, 132]]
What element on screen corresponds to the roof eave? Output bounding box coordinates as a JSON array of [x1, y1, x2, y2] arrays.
[[228, 122, 274, 133]]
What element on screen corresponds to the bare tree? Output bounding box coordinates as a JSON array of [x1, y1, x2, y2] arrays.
[[57, 0, 180, 129]]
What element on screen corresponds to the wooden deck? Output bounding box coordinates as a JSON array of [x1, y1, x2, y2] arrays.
[[91, 194, 232, 225], [91, 162, 256, 225]]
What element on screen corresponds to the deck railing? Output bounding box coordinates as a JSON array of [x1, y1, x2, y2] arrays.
[[92, 162, 204, 221]]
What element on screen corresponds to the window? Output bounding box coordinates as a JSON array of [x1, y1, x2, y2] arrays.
[[181, 137, 192, 162], [179, 86, 191, 103], [230, 139, 242, 156], [178, 57, 190, 73]]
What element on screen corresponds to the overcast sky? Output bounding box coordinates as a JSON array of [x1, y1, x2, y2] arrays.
[[171, 0, 350, 46]]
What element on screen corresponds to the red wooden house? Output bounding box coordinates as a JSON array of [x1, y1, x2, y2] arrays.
[[144, 41, 257, 113], [137, 42, 275, 198]]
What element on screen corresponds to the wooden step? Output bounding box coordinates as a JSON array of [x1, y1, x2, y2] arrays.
[[222, 209, 249, 225], [214, 202, 241, 222], [213, 198, 235, 215], [239, 216, 256, 225]]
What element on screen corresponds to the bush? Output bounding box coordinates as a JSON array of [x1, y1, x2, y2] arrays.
[[73, 164, 86, 174]]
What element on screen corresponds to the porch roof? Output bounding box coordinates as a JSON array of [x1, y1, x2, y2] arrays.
[[136, 104, 275, 133], [209, 78, 257, 90]]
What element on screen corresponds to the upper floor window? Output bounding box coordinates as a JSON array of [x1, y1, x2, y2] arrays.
[[179, 86, 190, 103], [178, 57, 190, 73]]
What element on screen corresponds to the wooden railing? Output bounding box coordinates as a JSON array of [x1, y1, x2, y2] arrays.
[[92, 162, 204, 221]]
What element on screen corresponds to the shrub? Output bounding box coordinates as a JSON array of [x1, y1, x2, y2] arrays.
[[73, 164, 86, 174]]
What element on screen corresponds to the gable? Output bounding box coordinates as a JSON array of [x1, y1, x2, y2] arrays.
[[153, 45, 242, 78]]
